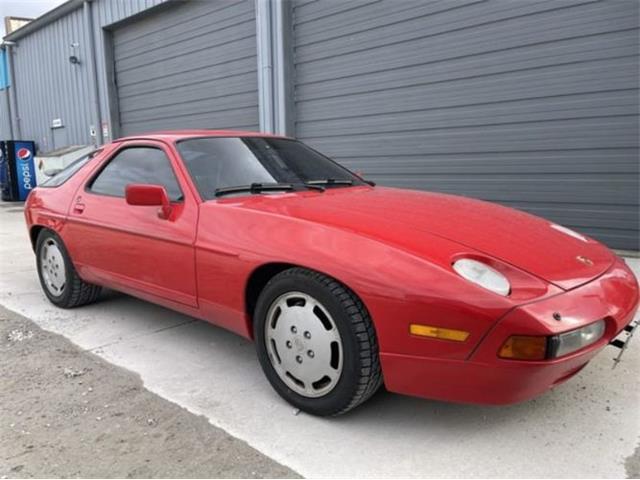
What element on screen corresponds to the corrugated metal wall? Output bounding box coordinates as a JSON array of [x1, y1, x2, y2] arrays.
[[5, 0, 639, 250], [7, 0, 166, 150], [91, 0, 167, 141], [292, 0, 640, 250], [10, 6, 93, 150], [111, 0, 259, 135], [0, 89, 11, 140]]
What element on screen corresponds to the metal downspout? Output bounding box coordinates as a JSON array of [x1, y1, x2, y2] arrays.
[[256, 0, 275, 134], [3, 89, 14, 139], [256, 0, 294, 136], [5, 44, 21, 139], [2, 48, 14, 139]]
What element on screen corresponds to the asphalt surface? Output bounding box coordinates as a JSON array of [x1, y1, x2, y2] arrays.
[[1, 201, 639, 478]]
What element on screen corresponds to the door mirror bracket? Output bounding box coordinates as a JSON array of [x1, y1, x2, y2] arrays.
[[125, 184, 173, 219]]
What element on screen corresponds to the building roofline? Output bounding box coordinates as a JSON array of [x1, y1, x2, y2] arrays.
[[5, 16, 35, 23], [3, 0, 84, 42]]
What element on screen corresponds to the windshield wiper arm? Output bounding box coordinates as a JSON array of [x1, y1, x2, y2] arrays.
[[301, 183, 325, 192], [215, 182, 294, 197], [305, 179, 353, 186]]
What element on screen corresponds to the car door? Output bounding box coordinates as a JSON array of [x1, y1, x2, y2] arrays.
[[65, 141, 198, 307]]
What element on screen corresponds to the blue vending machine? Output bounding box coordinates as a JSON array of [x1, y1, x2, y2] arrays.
[[0, 140, 37, 201]]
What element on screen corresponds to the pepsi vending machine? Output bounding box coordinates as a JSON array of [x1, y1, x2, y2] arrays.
[[0, 140, 37, 201]]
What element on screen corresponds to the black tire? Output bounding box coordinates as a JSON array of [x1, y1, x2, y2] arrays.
[[35, 229, 102, 308], [254, 267, 383, 416]]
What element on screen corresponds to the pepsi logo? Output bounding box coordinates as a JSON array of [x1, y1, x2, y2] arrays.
[[17, 147, 32, 161]]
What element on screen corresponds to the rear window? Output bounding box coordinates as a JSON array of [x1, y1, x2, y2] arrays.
[[40, 150, 101, 188]]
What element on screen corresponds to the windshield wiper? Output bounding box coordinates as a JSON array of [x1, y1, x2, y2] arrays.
[[215, 183, 295, 197], [305, 179, 353, 187], [302, 183, 325, 192]]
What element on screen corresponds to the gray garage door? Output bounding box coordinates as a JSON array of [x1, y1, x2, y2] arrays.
[[293, 0, 639, 250], [112, 0, 259, 136]]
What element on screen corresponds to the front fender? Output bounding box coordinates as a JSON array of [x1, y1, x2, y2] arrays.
[[195, 201, 553, 359]]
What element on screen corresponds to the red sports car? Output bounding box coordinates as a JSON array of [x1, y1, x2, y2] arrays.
[[25, 130, 639, 416]]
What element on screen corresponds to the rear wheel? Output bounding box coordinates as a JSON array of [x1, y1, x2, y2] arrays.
[[36, 229, 101, 308], [254, 268, 382, 416]]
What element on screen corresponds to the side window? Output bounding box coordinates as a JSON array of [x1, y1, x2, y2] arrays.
[[89, 147, 182, 201]]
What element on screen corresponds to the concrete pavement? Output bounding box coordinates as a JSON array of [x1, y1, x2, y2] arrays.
[[1, 202, 639, 478]]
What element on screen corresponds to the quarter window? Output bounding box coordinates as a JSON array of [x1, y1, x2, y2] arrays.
[[40, 149, 101, 188], [89, 147, 182, 201]]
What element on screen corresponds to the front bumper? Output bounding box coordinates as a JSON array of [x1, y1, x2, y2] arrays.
[[381, 257, 639, 404]]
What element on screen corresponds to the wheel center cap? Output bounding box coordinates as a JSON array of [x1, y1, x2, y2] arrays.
[[293, 337, 305, 352]]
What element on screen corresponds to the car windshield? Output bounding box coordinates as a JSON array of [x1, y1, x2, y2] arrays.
[[176, 137, 364, 200]]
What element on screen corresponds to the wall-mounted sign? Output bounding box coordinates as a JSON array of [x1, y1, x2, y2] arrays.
[[51, 118, 63, 128], [102, 122, 109, 140]]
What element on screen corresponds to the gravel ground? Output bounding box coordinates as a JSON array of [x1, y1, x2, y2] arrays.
[[0, 304, 299, 479]]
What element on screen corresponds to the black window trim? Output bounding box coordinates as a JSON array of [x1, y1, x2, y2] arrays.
[[84, 143, 184, 202]]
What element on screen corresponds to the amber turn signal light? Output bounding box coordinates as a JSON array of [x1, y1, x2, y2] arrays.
[[409, 324, 470, 342], [498, 335, 547, 360]]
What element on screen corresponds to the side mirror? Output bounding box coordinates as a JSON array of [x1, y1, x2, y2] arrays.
[[125, 184, 172, 219]]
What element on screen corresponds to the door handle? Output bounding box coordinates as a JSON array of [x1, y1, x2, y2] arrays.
[[73, 202, 85, 213]]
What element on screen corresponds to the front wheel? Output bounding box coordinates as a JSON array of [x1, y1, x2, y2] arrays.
[[36, 229, 102, 308], [254, 268, 382, 416]]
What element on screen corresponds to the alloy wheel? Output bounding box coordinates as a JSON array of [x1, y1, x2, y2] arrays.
[[264, 291, 343, 398], [39, 237, 66, 296]]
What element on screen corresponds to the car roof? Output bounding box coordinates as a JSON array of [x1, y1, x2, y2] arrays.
[[112, 129, 289, 143]]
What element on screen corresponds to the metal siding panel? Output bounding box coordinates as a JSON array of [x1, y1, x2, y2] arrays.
[[293, 0, 640, 250], [94, 0, 169, 139], [0, 89, 11, 139], [10, 8, 89, 149], [113, 1, 244, 47], [113, 0, 259, 135], [8, 0, 170, 149]]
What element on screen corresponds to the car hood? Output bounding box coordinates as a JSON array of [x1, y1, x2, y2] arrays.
[[232, 186, 614, 291]]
